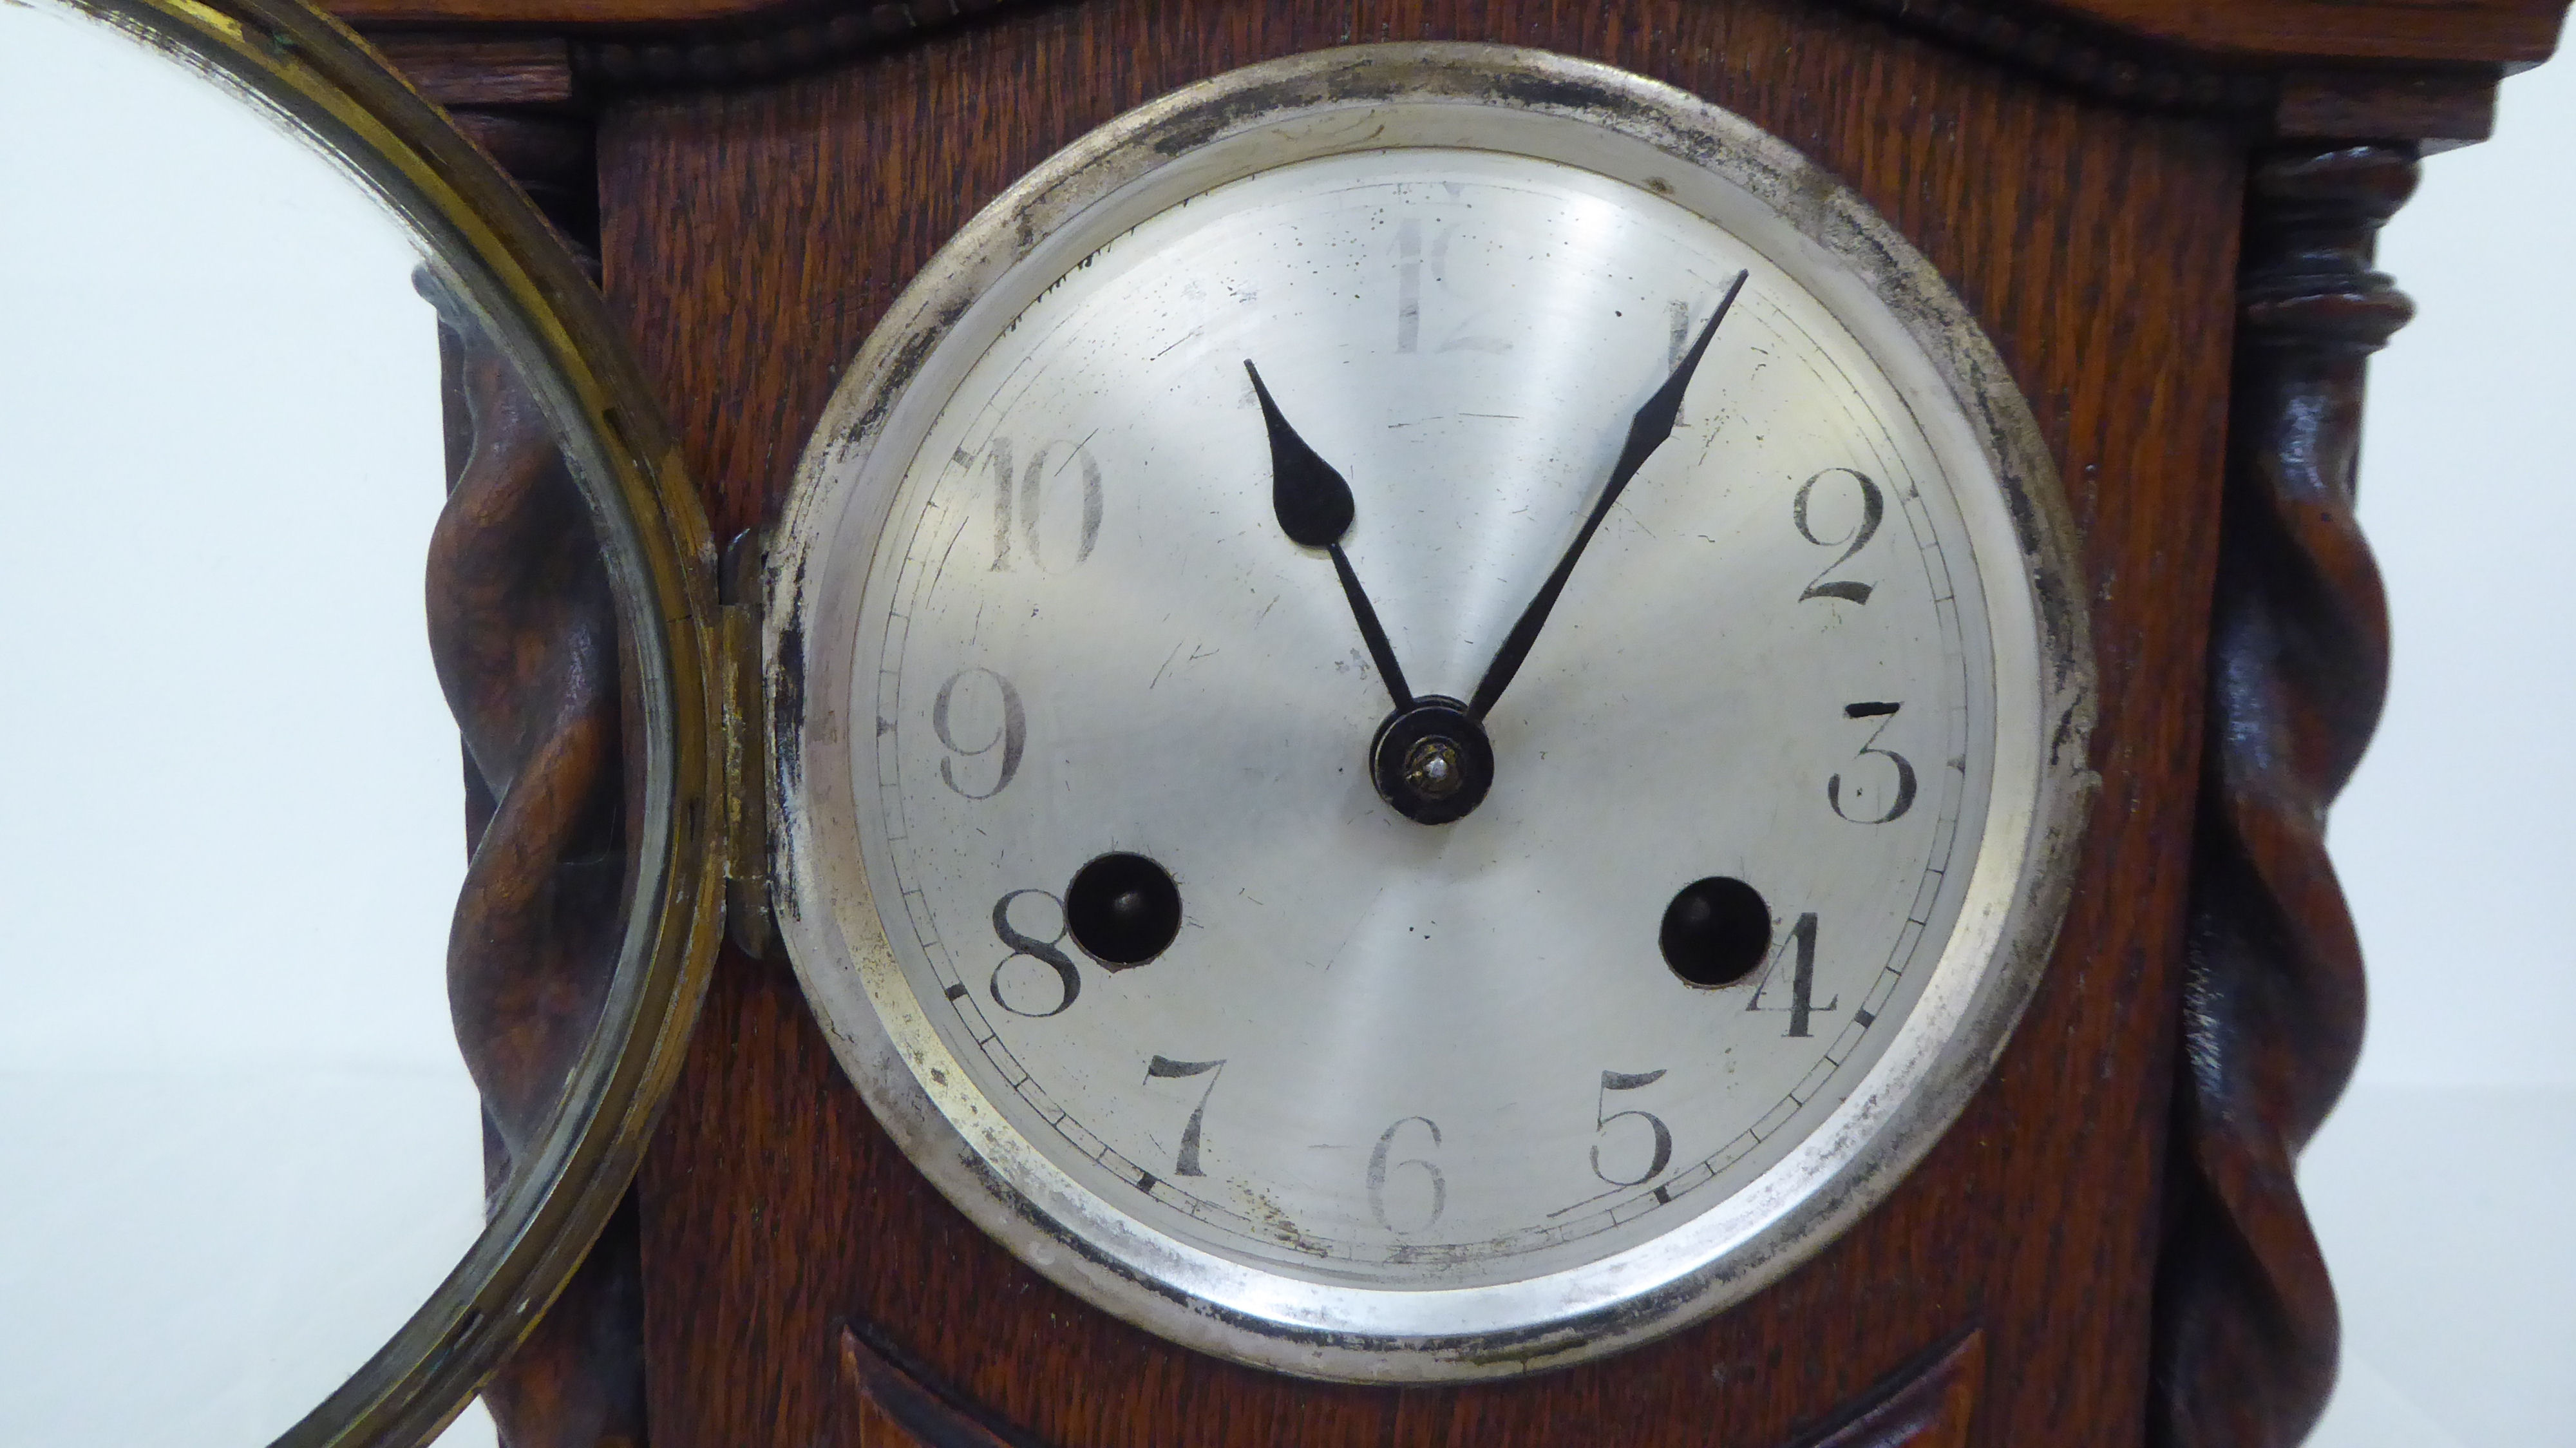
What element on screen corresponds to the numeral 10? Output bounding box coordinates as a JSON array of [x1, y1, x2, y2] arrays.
[[961, 437, 1103, 572]]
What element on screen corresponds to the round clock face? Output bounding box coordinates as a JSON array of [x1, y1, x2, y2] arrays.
[[774, 45, 2089, 1380]]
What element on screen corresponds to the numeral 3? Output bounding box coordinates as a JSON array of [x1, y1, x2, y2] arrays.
[[1830, 700, 1917, 824]]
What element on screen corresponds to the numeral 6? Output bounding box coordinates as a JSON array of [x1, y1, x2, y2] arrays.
[[1367, 1117, 1447, 1235]]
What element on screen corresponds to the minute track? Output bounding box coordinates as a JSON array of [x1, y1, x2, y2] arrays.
[[773, 52, 2078, 1378]]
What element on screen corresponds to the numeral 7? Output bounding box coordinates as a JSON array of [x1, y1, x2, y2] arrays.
[[1144, 1056, 1225, 1177]]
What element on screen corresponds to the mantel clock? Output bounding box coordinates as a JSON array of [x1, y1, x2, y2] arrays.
[[40, 0, 2570, 1442]]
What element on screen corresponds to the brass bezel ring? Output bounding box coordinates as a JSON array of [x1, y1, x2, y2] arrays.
[[46, 1, 726, 1443]]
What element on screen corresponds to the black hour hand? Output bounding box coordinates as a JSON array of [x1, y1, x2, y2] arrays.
[[1244, 360, 1414, 709]]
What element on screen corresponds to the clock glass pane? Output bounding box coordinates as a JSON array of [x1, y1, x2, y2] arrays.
[[842, 146, 1997, 1291]]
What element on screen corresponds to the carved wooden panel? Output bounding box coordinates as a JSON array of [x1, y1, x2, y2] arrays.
[[598, 0, 2242, 1443]]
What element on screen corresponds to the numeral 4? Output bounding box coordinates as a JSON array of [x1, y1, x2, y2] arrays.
[[1747, 912, 1839, 1038]]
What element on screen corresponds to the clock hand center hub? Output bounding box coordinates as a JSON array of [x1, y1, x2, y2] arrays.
[[1369, 696, 1495, 826], [1404, 738, 1464, 798]]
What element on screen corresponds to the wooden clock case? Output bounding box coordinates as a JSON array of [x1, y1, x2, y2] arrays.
[[330, 0, 2569, 1443]]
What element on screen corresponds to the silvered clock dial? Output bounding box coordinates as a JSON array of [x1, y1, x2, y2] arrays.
[[770, 43, 2092, 1382]]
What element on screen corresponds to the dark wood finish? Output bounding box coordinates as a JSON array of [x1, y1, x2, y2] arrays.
[[2049, 0, 2561, 62], [424, 277, 647, 1447], [602, 2, 2242, 1444], [835, 1325, 1049, 1448], [2271, 67, 2498, 148], [444, 110, 599, 269], [833, 1322, 1984, 1448], [340, 1, 2555, 142], [1801, 1331, 1984, 1448], [370, 33, 578, 105], [2150, 144, 2412, 1448], [370, 34, 600, 263], [327, 0, 2569, 68], [337, 0, 2569, 149]]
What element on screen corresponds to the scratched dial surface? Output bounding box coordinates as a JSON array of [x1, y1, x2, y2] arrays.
[[831, 144, 1995, 1291]]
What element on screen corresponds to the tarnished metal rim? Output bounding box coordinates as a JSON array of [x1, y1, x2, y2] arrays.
[[50, 1, 727, 1443], [771, 43, 2096, 1382]]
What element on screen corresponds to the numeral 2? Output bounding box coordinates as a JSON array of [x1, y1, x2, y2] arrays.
[[1144, 1056, 1225, 1177], [1795, 467, 1884, 604], [1748, 912, 1839, 1038]]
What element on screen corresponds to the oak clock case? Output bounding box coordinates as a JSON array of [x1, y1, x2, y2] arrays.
[[3, 3, 723, 1445], [766, 46, 2092, 1381]]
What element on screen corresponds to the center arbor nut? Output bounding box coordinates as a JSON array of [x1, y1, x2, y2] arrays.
[[1370, 695, 1495, 826], [1405, 738, 1464, 798]]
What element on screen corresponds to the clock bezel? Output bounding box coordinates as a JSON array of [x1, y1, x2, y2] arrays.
[[767, 42, 2096, 1382]]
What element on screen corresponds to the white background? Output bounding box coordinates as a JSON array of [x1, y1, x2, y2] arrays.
[[0, 3, 2563, 1443], [0, 6, 493, 1445], [2303, 58, 2576, 1448]]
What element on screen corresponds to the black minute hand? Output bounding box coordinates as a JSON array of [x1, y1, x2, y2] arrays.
[[1244, 359, 1414, 709], [1464, 269, 1750, 723]]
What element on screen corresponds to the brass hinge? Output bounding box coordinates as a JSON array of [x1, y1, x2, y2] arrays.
[[719, 529, 775, 960]]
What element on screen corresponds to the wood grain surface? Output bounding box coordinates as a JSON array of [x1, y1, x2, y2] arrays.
[[1803, 1331, 1984, 1448], [835, 1321, 1980, 1447], [596, 2, 2242, 1444], [2152, 144, 2414, 1448], [326, 0, 2570, 68], [424, 280, 645, 1448], [337, 0, 2564, 144]]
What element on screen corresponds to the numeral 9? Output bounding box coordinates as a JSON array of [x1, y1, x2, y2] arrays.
[[933, 667, 1025, 799]]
